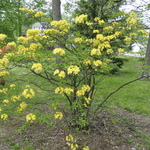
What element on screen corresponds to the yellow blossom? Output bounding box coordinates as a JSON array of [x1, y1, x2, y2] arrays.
[[74, 38, 83, 43], [91, 48, 101, 56], [75, 14, 87, 24], [22, 88, 35, 99], [94, 17, 100, 22], [107, 49, 113, 54], [26, 113, 36, 123], [70, 144, 78, 150], [1, 113, 8, 120], [55, 87, 64, 94], [7, 42, 16, 48], [27, 29, 41, 37], [118, 48, 124, 54], [0, 57, 9, 66], [51, 20, 70, 30], [83, 146, 90, 150], [10, 84, 15, 89], [3, 99, 9, 104], [93, 60, 102, 66], [138, 30, 148, 36], [17, 102, 27, 112], [84, 97, 91, 104], [124, 37, 132, 44], [53, 48, 65, 56], [64, 88, 74, 95], [0, 108, 2, 112], [103, 26, 114, 33], [54, 112, 63, 119], [0, 34, 7, 42], [67, 65, 80, 75], [11, 95, 21, 102], [0, 88, 8, 94], [18, 36, 28, 44], [58, 71, 66, 78], [66, 134, 74, 141], [31, 63, 43, 72], [35, 11, 44, 17], [83, 59, 91, 65], [93, 30, 99, 34], [54, 69, 60, 75]]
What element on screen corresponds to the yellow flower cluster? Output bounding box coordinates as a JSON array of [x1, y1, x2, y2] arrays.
[[67, 65, 80, 75], [76, 85, 90, 96], [11, 95, 21, 102], [84, 97, 91, 104], [55, 87, 64, 94], [74, 37, 83, 43], [103, 26, 114, 33], [0, 57, 9, 66], [91, 48, 101, 56], [0, 88, 8, 94], [66, 134, 74, 141], [10, 84, 15, 89], [93, 60, 102, 66], [118, 48, 124, 54], [0, 34, 7, 42], [107, 49, 113, 54], [66, 134, 78, 150], [83, 146, 90, 150], [3, 99, 9, 104], [35, 11, 44, 17], [22, 88, 35, 99], [53, 69, 66, 78], [17, 45, 28, 54], [124, 37, 132, 44], [0, 71, 9, 77], [27, 29, 41, 37], [96, 34, 104, 41], [64, 88, 74, 95], [26, 113, 36, 123], [54, 111, 63, 119], [19, 8, 35, 14], [44, 29, 59, 35], [31, 63, 43, 72], [1, 113, 8, 120], [55, 87, 74, 95], [7, 41, 16, 48], [138, 30, 149, 36], [51, 20, 70, 31], [75, 14, 87, 24], [93, 30, 99, 34], [18, 36, 28, 44], [130, 32, 137, 37], [126, 12, 138, 28], [53, 48, 65, 56], [29, 43, 42, 51], [17, 102, 27, 112]]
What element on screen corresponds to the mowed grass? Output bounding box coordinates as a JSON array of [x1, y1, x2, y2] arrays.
[[97, 56, 150, 116]]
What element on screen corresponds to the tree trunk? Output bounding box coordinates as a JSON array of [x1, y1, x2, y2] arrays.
[[139, 32, 150, 78], [52, 0, 61, 21]]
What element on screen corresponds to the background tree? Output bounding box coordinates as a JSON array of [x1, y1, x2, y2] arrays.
[[52, 0, 61, 21]]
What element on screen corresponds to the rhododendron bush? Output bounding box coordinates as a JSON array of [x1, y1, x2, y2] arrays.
[[0, 9, 148, 129]]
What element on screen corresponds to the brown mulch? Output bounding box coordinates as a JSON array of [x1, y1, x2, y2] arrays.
[[0, 108, 150, 150]]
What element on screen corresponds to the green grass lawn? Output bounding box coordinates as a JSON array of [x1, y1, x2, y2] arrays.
[[97, 56, 150, 116]]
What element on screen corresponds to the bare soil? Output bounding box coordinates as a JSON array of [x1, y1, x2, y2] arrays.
[[0, 108, 150, 150]]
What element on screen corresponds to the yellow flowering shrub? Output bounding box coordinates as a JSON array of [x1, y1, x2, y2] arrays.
[[26, 113, 36, 123], [0, 10, 146, 134]]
